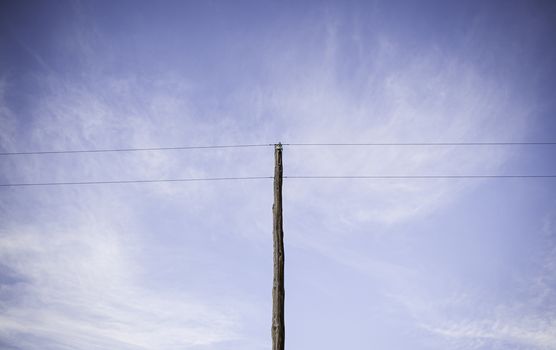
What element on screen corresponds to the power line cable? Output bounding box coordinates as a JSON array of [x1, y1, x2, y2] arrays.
[[284, 142, 556, 146], [0, 144, 274, 156], [285, 175, 556, 179], [2, 142, 556, 156], [0, 176, 273, 187], [2, 174, 556, 187]]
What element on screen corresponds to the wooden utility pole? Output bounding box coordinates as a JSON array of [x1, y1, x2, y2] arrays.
[[272, 143, 285, 350]]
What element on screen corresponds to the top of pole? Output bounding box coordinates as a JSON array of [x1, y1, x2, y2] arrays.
[[275, 143, 282, 150]]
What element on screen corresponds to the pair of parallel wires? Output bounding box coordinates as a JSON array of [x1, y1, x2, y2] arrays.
[[1, 142, 556, 187]]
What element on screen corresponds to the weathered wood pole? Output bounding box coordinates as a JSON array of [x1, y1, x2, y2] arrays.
[[272, 143, 285, 350]]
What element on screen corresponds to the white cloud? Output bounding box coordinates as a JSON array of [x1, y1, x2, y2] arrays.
[[387, 209, 556, 350], [0, 198, 240, 349], [253, 20, 533, 227], [0, 67, 267, 349], [1, 4, 552, 349]]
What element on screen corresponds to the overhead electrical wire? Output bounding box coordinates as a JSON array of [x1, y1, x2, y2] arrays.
[[0, 176, 274, 187], [1, 175, 556, 187], [285, 175, 556, 179], [284, 142, 556, 146], [0, 144, 274, 156], [1, 142, 556, 156], [2, 141, 555, 187]]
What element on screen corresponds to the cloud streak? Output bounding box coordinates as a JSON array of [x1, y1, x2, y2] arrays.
[[1, 1, 555, 349]]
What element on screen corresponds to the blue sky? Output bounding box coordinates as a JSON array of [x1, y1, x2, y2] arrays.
[[1, 0, 556, 349]]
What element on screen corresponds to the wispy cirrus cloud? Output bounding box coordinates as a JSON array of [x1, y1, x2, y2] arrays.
[[0, 202, 241, 349], [384, 208, 556, 350], [0, 73, 260, 348], [1, 2, 555, 349]]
